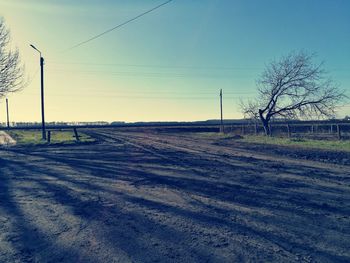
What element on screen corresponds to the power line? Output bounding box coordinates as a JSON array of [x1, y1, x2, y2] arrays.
[[47, 61, 262, 70], [26, 59, 350, 72], [22, 92, 255, 100], [64, 0, 174, 52], [46, 96, 252, 100], [44, 69, 257, 79], [44, 90, 255, 95]]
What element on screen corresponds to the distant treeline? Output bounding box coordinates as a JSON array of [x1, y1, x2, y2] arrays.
[[1, 118, 349, 129]]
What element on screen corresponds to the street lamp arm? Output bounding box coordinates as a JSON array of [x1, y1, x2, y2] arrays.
[[30, 44, 41, 56]]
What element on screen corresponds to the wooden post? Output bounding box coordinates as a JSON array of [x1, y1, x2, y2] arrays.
[[330, 124, 333, 134], [241, 125, 245, 135], [47, 131, 51, 143], [219, 89, 224, 133], [73, 128, 80, 141], [311, 125, 314, 133], [6, 98, 10, 129], [337, 125, 341, 140], [287, 124, 291, 138], [254, 123, 258, 135]]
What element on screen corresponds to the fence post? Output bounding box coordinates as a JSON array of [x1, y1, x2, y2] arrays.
[[269, 124, 272, 137], [73, 128, 80, 141], [255, 123, 258, 136], [330, 124, 333, 134], [337, 125, 341, 140], [311, 125, 314, 134], [287, 124, 291, 138], [47, 131, 51, 143], [241, 125, 245, 135]]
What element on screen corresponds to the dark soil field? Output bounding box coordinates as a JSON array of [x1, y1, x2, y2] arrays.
[[1, 128, 350, 262]]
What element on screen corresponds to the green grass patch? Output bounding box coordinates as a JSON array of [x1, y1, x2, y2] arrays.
[[194, 132, 235, 139], [194, 132, 350, 152], [241, 135, 350, 152], [7, 130, 95, 145]]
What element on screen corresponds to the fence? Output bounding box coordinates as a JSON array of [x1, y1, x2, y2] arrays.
[[223, 123, 350, 140]]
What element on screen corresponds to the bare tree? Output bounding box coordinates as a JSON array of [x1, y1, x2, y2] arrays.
[[0, 18, 25, 98], [241, 51, 346, 135]]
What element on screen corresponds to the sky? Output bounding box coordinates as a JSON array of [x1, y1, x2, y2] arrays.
[[0, 0, 349, 122]]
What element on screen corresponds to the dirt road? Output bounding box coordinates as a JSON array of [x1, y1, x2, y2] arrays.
[[1, 129, 349, 262]]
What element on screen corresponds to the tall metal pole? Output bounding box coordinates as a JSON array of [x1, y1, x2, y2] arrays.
[[31, 44, 46, 140], [6, 98, 9, 129], [40, 56, 46, 140], [220, 89, 224, 133]]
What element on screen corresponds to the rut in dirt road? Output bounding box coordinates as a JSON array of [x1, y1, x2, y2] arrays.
[[1, 128, 350, 262]]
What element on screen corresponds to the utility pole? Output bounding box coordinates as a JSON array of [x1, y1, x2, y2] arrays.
[[220, 89, 224, 133], [30, 44, 46, 140], [40, 56, 46, 140], [6, 98, 9, 129]]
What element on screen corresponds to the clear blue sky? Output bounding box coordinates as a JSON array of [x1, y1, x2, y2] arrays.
[[1, 0, 349, 122]]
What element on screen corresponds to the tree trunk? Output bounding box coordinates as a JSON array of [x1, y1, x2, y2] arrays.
[[262, 121, 270, 136], [259, 109, 270, 136], [259, 117, 270, 136]]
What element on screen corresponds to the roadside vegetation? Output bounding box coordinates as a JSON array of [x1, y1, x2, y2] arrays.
[[197, 132, 350, 152], [7, 130, 94, 145], [241, 135, 350, 152]]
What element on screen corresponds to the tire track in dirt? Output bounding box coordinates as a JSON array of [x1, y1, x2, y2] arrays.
[[90, 132, 350, 203], [87, 129, 350, 261], [88, 130, 350, 201], [125, 132, 349, 171]]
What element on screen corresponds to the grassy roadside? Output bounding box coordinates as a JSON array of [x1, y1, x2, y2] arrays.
[[7, 130, 95, 145], [197, 132, 350, 152], [241, 135, 350, 152]]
